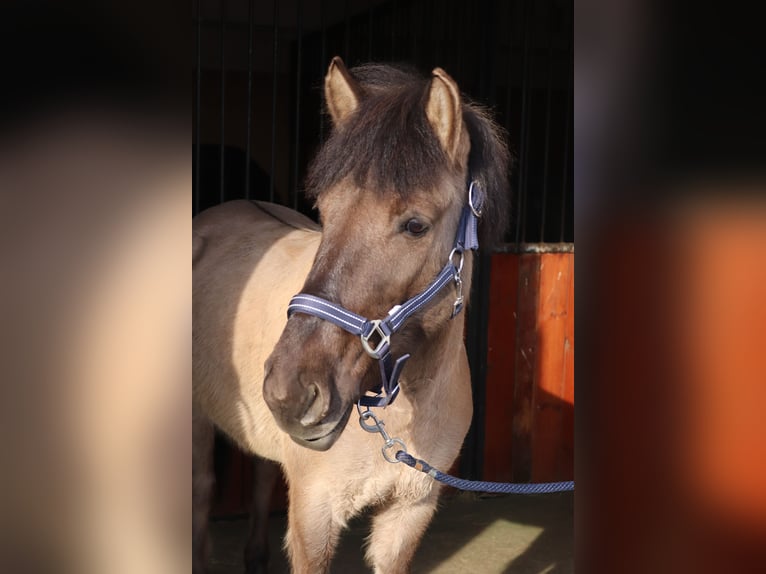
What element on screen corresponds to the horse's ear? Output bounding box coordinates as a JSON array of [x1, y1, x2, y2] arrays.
[[426, 68, 463, 162], [325, 56, 361, 126]]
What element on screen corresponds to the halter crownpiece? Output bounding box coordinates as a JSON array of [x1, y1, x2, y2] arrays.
[[287, 180, 485, 408]]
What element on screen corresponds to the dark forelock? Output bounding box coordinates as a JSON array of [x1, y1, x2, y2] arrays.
[[305, 63, 512, 245]]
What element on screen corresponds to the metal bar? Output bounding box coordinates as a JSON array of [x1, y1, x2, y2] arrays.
[[432, 0, 440, 64], [515, 0, 532, 246], [410, 0, 418, 60], [292, 0, 303, 210], [511, 252, 538, 482], [194, 0, 202, 215], [540, 0, 555, 241], [219, 0, 226, 204], [560, 43, 572, 242], [368, 0, 374, 61], [455, 0, 463, 80], [344, 0, 351, 61], [391, 0, 396, 59], [244, 0, 254, 199], [503, 0, 514, 136], [193, 15, 273, 30], [461, 0, 497, 482], [269, 0, 279, 203], [319, 0, 327, 145]]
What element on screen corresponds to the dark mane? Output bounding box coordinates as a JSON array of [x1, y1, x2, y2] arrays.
[[306, 63, 511, 246], [463, 102, 512, 245]]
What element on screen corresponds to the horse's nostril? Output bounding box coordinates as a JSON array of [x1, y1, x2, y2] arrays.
[[299, 383, 325, 427]]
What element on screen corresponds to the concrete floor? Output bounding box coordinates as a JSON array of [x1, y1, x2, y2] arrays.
[[208, 491, 574, 573]]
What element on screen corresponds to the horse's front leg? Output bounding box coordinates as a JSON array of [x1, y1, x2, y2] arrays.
[[244, 456, 281, 574], [366, 486, 442, 574], [284, 481, 344, 574]]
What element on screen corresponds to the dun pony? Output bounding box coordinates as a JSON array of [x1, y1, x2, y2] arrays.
[[193, 56, 510, 573]]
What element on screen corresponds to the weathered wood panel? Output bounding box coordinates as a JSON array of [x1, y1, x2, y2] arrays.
[[531, 253, 574, 482], [484, 252, 574, 483], [510, 253, 542, 482], [482, 255, 520, 482]]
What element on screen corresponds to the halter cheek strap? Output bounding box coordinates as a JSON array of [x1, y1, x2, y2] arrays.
[[286, 181, 484, 408]]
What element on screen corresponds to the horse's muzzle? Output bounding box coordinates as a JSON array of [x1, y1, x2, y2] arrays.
[[287, 404, 353, 451], [263, 368, 353, 451]]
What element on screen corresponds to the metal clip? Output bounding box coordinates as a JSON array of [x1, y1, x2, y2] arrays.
[[448, 249, 465, 318], [357, 405, 408, 464], [451, 275, 464, 317], [359, 407, 384, 433], [382, 438, 408, 463], [360, 319, 390, 359]]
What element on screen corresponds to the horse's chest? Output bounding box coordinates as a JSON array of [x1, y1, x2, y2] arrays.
[[331, 462, 435, 520]]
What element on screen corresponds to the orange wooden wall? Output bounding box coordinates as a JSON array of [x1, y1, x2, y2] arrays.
[[483, 252, 574, 483]]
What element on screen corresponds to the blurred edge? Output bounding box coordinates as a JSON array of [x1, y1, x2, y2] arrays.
[[0, 1, 189, 573], [576, 0, 766, 573], [1, 0, 765, 573]]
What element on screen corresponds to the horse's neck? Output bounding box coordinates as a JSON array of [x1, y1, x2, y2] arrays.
[[400, 318, 468, 405], [389, 317, 471, 459]]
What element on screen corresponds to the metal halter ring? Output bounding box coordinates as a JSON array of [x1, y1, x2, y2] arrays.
[[360, 319, 390, 359], [382, 438, 407, 464], [468, 181, 483, 218], [448, 248, 465, 275]]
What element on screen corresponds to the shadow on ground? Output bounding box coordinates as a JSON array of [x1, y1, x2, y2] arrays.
[[209, 490, 573, 573]]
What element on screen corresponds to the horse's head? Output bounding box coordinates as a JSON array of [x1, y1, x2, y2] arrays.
[[264, 57, 510, 450]]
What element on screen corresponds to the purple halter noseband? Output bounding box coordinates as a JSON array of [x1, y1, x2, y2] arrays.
[[287, 181, 484, 408]]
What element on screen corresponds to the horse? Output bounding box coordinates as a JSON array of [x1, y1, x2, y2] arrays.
[[192, 56, 510, 574]]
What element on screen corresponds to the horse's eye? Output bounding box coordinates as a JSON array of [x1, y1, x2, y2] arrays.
[[403, 218, 429, 237]]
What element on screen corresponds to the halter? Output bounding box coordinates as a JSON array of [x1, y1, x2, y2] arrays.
[[286, 181, 484, 408]]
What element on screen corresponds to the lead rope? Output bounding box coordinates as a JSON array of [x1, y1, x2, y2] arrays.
[[358, 405, 575, 494]]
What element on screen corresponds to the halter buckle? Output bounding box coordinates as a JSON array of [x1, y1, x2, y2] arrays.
[[360, 320, 390, 359]]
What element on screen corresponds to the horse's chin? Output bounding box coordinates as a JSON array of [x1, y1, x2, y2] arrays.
[[288, 403, 353, 452]]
